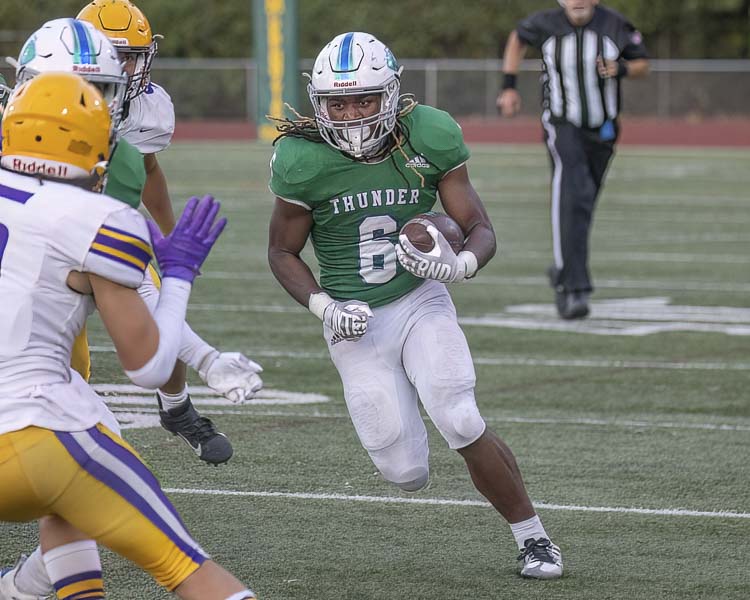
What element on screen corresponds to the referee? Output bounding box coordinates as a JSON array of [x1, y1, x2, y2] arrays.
[[497, 0, 649, 319]]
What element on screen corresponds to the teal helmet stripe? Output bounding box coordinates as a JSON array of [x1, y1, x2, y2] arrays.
[[337, 32, 354, 71], [70, 19, 95, 64]]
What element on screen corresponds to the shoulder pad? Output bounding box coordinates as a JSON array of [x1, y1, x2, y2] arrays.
[[399, 105, 469, 173], [82, 207, 153, 288], [404, 105, 465, 152], [119, 83, 175, 153], [269, 137, 327, 203]]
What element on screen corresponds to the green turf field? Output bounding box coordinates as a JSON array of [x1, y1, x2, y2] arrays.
[[2, 142, 748, 599]]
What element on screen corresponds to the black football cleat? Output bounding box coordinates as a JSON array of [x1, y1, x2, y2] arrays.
[[158, 395, 233, 465], [558, 291, 590, 320]]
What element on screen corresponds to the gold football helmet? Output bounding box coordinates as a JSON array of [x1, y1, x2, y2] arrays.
[[1, 72, 112, 180], [77, 0, 158, 101]]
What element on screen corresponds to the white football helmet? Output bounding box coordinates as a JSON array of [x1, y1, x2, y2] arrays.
[[308, 32, 403, 158], [13, 18, 127, 127], [0, 73, 10, 112]]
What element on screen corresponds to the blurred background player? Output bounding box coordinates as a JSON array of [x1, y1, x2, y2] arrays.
[[0, 74, 10, 113], [497, 0, 649, 319], [75, 0, 262, 460], [0, 72, 256, 600], [268, 32, 562, 579]]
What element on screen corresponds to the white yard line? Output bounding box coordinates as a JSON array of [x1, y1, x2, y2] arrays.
[[87, 348, 750, 372], [105, 404, 750, 433], [197, 273, 750, 293], [506, 250, 748, 264], [473, 357, 750, 370], [162, 488, 750, 520]]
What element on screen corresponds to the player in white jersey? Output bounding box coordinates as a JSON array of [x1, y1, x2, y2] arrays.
[[0, 74, 11, 112], [1, 19, 263, 599], [78, 0, 176, 227], [0, 72, 256, 600], [6, 16, 263, 465], [75, 0, 260, 463]]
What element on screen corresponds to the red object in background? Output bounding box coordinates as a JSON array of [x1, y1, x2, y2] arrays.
[[173, 118, 750, 147]]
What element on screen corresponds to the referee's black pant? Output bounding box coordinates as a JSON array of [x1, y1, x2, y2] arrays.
[[542, 112, 617, 294]]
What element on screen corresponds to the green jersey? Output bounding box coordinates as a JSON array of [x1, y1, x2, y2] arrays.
[[270, 104, 470, 307], [105, 138, 146, 208]]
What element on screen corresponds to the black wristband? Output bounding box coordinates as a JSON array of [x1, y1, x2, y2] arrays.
[[617, 60, 628, 78], [502, 73, 517, 90]]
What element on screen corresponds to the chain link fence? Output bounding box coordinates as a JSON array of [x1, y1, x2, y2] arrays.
[[3, 59, 749, 120]]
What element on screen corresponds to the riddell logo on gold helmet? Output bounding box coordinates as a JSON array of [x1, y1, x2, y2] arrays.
[[9, 158, 72, 178]]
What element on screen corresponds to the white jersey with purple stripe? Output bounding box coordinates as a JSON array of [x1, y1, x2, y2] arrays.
[[119, 82, 175, 154], [0, 168, 152, 433]]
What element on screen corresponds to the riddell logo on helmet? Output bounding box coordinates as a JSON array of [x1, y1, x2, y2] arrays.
[[11, 158, 69, 178], [72, 65, 102, 74], [333, 80, 358, 88]]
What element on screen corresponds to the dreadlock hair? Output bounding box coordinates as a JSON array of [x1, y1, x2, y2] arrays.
[[268, 94, 428, 186], [268, 103, 324, 145]]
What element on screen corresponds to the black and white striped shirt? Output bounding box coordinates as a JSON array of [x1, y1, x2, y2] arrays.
[[517, 5, 647, 129]]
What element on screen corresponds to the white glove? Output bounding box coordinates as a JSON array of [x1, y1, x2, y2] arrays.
[[396, 225, 478, 283], [198, 351, 264, 403], [309, 292, 373, 341]]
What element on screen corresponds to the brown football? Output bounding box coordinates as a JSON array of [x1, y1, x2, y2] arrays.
[[400, 212, 465, 253]]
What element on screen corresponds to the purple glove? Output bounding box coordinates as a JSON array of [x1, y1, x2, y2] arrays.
[[147, 195, 227, 283]]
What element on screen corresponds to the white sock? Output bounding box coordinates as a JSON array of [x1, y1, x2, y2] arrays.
[[12, 547, 53, 596], [509, 515, 549, 550], [43, 540, 103, 599], [157, 385, 189, 412]]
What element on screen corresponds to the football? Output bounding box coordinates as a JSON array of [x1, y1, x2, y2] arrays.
[[400, 212, 465, 253]]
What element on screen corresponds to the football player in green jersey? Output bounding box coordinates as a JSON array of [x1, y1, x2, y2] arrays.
[[268, 32, 563, 580]]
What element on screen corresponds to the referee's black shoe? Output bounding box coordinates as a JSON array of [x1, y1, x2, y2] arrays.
[[547, 265, 590, 320], [557, 291, 590, 320], [158, 395, 234, 465]]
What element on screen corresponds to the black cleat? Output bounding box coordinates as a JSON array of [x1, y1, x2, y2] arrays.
[[557, 291, 590, 320], [158, 395, 233, 465], [547, 267, 590, 319]]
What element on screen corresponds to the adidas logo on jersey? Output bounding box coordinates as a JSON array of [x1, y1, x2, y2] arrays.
[[404, 155, 431, 169]]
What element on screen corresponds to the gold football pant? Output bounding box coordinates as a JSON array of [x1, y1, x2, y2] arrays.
[[0, 424, 207, 591], [70, 323, 91, 382]]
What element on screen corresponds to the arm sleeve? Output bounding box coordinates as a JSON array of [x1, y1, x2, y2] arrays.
[[136, 266, 218, 372], [82, 207, 152, 288], [124, 277, 191, 389], [179, 323, 219, 372], [516, 11, 548, 49]]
